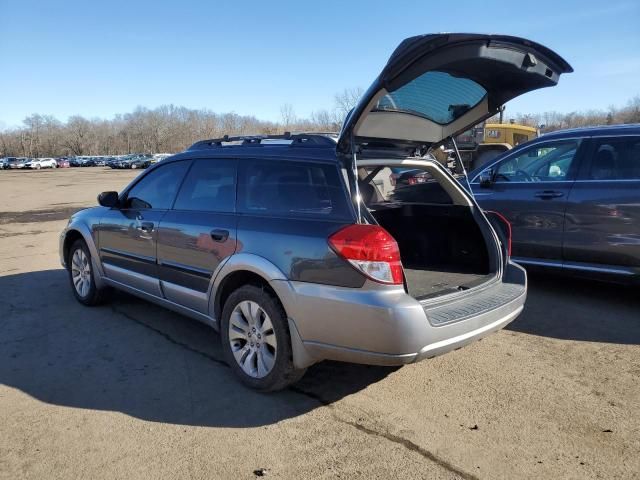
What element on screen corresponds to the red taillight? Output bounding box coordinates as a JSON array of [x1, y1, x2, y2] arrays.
[[328, 224, 403, 285], [486, 210, 512, 257]]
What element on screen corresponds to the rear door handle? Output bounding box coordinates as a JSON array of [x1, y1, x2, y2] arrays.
[[138, 221, 154, 232], [534, 190, 564, 199], [210, 229, 229, 242]]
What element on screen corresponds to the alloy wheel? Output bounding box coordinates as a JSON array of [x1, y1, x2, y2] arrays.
[[228, 300, 278, 378], [71, 248, 91, 298]]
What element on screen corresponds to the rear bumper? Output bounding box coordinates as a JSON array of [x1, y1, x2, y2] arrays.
[[274, 262, 526, 367]]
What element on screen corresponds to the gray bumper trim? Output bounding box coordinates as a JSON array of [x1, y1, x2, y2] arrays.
[[424, 282, 525, 326]]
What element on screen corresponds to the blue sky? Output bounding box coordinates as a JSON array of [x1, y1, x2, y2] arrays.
[[1, 0, 638, 129]]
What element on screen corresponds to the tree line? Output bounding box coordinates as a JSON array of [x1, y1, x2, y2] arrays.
[[499, 96, 640, 133], [1, 91, 638, 158]]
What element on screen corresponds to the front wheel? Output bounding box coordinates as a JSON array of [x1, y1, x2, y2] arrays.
[[220, 285, 305, 391], [68, 239, 110, 306]]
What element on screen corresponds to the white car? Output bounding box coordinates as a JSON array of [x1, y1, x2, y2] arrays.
[[151, 153, 172, 163], [25, 158, 58, 169]]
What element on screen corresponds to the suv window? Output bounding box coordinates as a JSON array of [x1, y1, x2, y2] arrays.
[[238, 160, 350, 218], [588, 137, 640, 180], [124, 161, 190, 209], [173, 159, 236, 212], [493, 140, 579, 182]]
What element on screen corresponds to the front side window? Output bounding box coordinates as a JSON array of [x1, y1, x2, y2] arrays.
[[173, 159, 236, 212], [375, 71, 487, 125], [492, 140, 580, 183], [124, 161, 190, 209], [238, 160, 350, 218], [588, 137, 640, 180]]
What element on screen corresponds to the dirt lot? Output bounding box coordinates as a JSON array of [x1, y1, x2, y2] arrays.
[[1, 168, 639, 480]]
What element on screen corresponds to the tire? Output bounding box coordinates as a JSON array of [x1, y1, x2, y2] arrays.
[[472, 149, 503, 171], [67, 238, 110, 306], [35, 164, 41, 170], [220, 285, 306, 391]]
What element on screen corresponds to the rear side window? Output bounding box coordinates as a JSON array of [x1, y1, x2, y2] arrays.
[[125, 161, 190, 209], [588, 137, 640, 180], [238, 160, 350, 218], [173, 159, 236, 212]]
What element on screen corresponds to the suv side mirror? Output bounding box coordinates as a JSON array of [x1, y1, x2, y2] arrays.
[[98, 191, 119, 208], [479, 170, 493, 188]]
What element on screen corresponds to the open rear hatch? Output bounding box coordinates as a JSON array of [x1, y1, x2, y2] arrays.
[[337, 33, 572, 154], [337, 33, 571, 299]]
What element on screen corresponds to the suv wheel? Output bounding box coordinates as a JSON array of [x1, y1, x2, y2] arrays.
[[221, 285, 305, 391], [68, 239, 109, 306]]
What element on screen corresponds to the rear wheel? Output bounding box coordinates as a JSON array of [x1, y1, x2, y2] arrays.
[[220, 285, 305, 391], [68, 239, 110, 306]]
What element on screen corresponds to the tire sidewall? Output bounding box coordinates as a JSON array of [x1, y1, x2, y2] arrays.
[[220, 285, 294, 391]]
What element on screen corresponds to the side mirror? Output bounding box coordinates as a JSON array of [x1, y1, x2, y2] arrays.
[[98, 191, 119, 208], [479, 170, 493, 188]]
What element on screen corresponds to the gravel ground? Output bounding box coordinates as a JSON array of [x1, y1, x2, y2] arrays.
[[1, 168, 639, 479]]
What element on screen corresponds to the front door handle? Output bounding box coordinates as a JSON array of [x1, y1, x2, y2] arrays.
[[534, 190, 564, 199], [138, 221, 154, 232], [210, 229, 229, 242]]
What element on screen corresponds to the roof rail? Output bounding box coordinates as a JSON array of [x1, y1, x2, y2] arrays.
[[188, 132, 338, 151]]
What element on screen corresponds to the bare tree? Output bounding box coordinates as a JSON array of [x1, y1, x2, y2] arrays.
[[62, 116, 91, 155], [334, 87, 364, 121], [280, 103, 296, 130]]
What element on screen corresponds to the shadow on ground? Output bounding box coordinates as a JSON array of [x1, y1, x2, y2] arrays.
[[2, 268, 638, 428], [507, 271, 640, 345], [0, 269, 397, 428]]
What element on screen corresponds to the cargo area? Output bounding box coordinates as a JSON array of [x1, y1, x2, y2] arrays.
[[370, 203, 496, 299]]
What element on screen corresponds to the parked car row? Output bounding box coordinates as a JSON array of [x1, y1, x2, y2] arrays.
[[108, 154, 156, 169], [1, 153, 173, 170], [1, 157, 61, 169]]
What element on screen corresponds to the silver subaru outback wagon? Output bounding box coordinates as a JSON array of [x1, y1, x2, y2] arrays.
[[60, 33, 572, 390]]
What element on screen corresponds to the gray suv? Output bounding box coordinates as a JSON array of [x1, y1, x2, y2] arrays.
[[59, 33, 572, 390]]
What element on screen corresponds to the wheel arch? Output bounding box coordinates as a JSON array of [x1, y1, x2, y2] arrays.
[[61, 223, 106, 288], [211, 254, 287, 320], [210, 254, 317, 369]]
